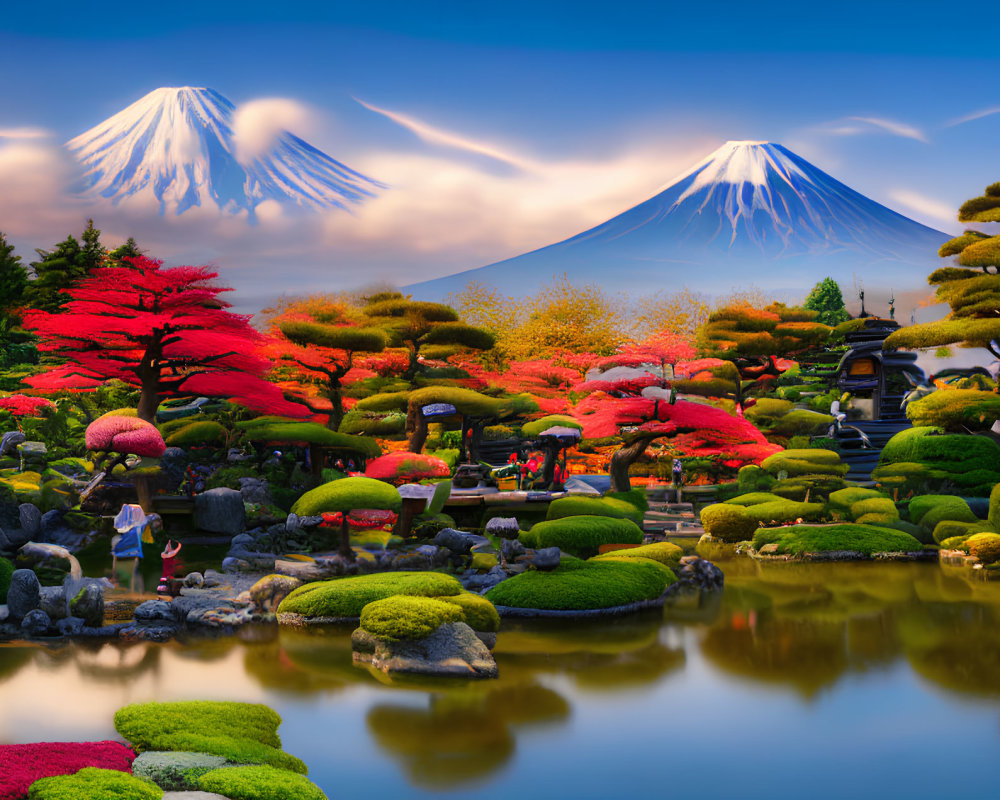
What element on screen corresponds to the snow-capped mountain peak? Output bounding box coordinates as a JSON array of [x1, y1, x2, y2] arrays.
[[66, 86, 381, 220]]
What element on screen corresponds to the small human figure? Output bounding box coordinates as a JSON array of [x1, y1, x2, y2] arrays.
[[672, 458, 684, 503], [157, 540, 183, 595]]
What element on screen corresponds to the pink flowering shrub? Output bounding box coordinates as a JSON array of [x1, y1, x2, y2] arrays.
[[0, 395, 56, 417], [85, 415, 166, 457], [365, 452, 450, 485], [0, 740, 135, 800]]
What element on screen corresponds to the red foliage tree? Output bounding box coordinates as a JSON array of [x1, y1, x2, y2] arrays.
[[0, 395, 56, 417], [599, 330, 696, 377], [22, 257, 306, 422]]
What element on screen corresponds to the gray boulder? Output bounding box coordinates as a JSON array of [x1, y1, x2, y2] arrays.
[[238, 477, 271, 505], [39, 585, 68, 621], [17, 441, 47, 471], [675, 556, 725, 591], [68, 582, 104, 627], [21, 608, 51, 636], [194, 488, 245, 536], [486, 516, 520, 539], [57, 616, 86, 636], [0, 430, 25, 458], [7, 569, 40, 620], [159, 447, 187, 490], [532, 547, 562, 571], [434, 528, 490, 555], [500, 538, 526, 562], [18, 503, 41, 538], [134, 599, 177, 623], [352, 621, 498, 678], [463, 565, 508, 593]]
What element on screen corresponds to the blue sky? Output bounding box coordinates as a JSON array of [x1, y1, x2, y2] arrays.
[[0, 1, 997, 309]]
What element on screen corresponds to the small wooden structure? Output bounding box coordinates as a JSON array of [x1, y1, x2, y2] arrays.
[[835, 318, 924, 421]]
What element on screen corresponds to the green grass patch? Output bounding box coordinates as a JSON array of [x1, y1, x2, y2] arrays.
[[28, 768, 162, 800], [752, 524, 923, 556], [197, 765, 327, 800], [591, 541, 683, 569]]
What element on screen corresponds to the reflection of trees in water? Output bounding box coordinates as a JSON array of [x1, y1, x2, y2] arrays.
[[495, 613, 684, 691], [0, 645, 35, 684], [242, 626, 359, 694], [367, 682, 570, 790], [73, 643, 162, 684], [704, 560, 1000, 698]]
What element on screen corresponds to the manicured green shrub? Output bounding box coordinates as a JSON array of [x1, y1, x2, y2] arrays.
[[855, 512, 895, 525], [850, 497, 899, 521], [485, 558, 671, 610], [197, 765, 327, 800], [828, 487, 885, 514], [770, 474, 846, 502], [527, 516, 644, 558], [291, 476, 401, 517], [879, 426, 944, 464], [931, 519, 995, 545], [436, 592, 501, 632], [28, 768, 161, 800], [520, 415, 583, 437], [606, 488, 649, 514], [0, 556, 13, 604], [338, 409, 406, 436], [967, 532, 1000, 565], [355, 391, 411, 412], [164, 420, 227, 448], [545, 496, 643, 525], [908, 495, 977, 528], [591, 541, 683, 569], [590, 555, 675, 580], [700, 503, 758, 543], [724, 492, 786, 507], [113, 701, 305, 774], [743, 500, 824, 524], [906, 390, 1000, 432], [277, 571, 462, 618], [242, 421, 381, 459], [752, 524, 923, 556], [990, 482, 1000, 529], [360, 595, 463, 640], [737, 464, 776, 492], [761, 449, 847, 477]]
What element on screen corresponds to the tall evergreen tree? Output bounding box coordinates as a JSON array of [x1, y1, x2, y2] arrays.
[[109, 236, 142, 266], [0, 232, 29, 317], [25, 221, 108, 312], [803, 277, 850, 326]]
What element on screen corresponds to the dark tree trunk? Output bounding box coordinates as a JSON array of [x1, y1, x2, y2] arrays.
[[407, 401, 428, 453], [609, 435, 657, 493], [540, 442, 561, 490], [308, 443, 324, 478], [136, 339, 163, 423], [326, 384, 344, 430], [340, 515, 355, 561]]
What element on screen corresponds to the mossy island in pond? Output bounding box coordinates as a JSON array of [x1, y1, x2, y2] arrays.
[[360, 595, 465, 641], [485, 558, 673, 612], [591, 541, 683, 569], [752, 524, 924, 558], [197, 764, 328, 800], [278, 571, 463, 621]]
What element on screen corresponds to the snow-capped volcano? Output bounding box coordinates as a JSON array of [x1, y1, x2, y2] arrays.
[[408, 140, 948, 299], [67, 87, 381, 219]]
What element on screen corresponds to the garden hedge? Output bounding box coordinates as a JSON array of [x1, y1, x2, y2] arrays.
[[277, 571, 462, 619], [527, 515, 644, 558], [485, 558, 671, 611], [28, 768, 161, 800], [113, 701, 305, 774], [197, 765, 328, 800], [752, 524, 923, 556]]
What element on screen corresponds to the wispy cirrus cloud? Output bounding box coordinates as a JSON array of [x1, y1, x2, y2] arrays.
[[887, 189, 956, 230], [354, 96, 539, 172], [944, 106, 1000, 127], [820, 116, 928, 143], [0, 127, 53, 139]]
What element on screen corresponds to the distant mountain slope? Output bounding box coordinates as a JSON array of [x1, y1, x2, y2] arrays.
[[407, 140, 947, 299], [67, 86, 380, 219]]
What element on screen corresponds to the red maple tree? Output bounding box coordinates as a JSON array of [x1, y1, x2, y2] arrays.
[[23, 256, 306, 422]]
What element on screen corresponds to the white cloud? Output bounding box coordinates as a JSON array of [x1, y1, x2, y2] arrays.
[[0, 127, 52, 139], [887, 189, 957, 230], [0, 140, 83, 238], [232, 98, 317, 164], [814, 116, 928, 143], [944, 106, 1000, 127], [354, 97, 537, 171]]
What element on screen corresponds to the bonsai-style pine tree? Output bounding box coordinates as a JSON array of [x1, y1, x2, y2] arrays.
[[404, 386, 538, 454], [23, 256, 306, 422], [885, 183, 1000, 360], [264, 295, 388, 429], [25, 220, 106, 312], [803, 277, 850, 326], [361, 292, 495, 381]]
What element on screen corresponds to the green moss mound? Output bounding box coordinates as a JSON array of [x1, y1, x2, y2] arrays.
[[753, 524, 923, 556], [164, 420, 227, 447], [909, 496, 978, 534], [546, 495, 643, 525], [966, 532, 1000, 565], [879, 426, 944, 464], [591, 555, 676, 580], [850, 497, 899, 521], [828, 487, 885, 513], [521, 415, 583, 437], [360, 595, 463, 640], [277, 571, 462, 618], [436, 591, 501, 631], [485, 558, 671, 611], [991, 482, 1000, 529], [0, 556, 12, 604], [291, 476, 401, 517], [528, 515, 644, 558], [724, 492, 786, 507], [113, 701, 305, 774], [242, 421, 382, 458], [28, 768, 161, 800], [761, 448, 847, 477], [737, 464, 776, 492], [743, 499, 824, 524], [338, 409, 406, 436], [700, 503, 758, 543], [197, 765, 327, 800], [591, 541, 683, 569], [356, 391, 411, 412]]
